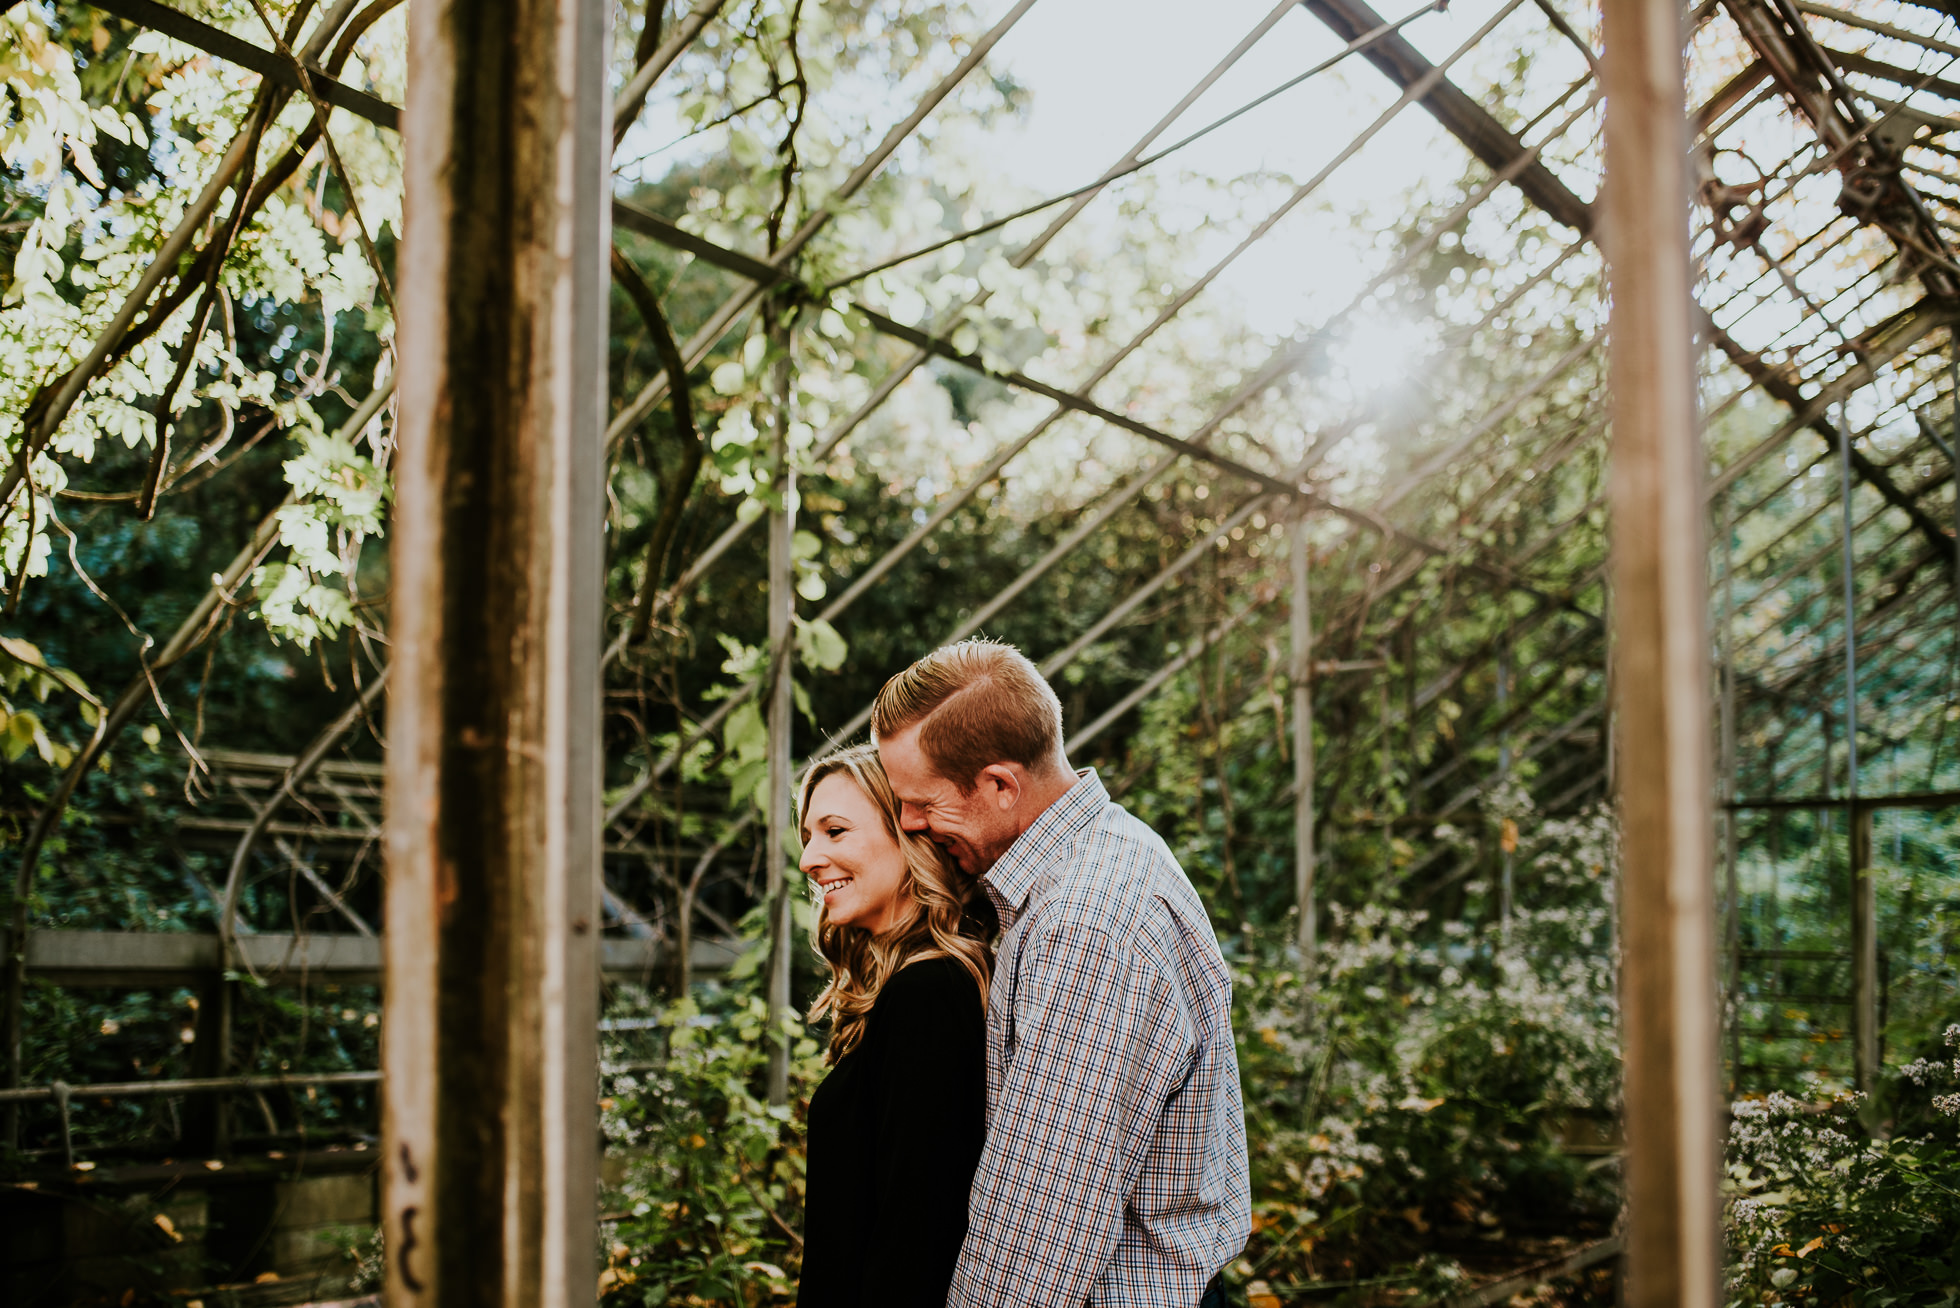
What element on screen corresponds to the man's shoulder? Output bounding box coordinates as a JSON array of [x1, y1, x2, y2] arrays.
[[1031, 801, 1192, 934]]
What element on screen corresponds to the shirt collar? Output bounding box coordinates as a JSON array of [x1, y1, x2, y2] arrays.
[[982, 768, 1107, 923]]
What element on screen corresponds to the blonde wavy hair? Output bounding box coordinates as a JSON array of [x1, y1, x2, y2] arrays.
[[800, 744, 996, 1063]]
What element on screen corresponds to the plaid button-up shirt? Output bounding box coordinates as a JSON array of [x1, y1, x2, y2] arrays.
[[947, 770, 1250, 1308]]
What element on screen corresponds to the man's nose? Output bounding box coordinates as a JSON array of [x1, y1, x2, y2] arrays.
[[899, 803, 928, 833]]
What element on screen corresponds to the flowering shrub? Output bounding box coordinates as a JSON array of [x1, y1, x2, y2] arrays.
[[1224, 804, 1623, 1301], [1724, 1026, 1960, 1306], [598, 975, 823, 1306]]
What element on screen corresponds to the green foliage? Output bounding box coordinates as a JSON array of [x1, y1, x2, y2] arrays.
[[0, 2, 399, 640], [1224, 801, 1621, 1303], [598, 976, 823, 1306]]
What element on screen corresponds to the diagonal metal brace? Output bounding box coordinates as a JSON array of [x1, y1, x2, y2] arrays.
[[88, 0, 399, 131]]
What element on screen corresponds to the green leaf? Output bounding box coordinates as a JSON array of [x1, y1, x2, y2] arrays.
[[794, 618, 847, 672], [3, 711, 37, 761], [724, 701, 767, 764]]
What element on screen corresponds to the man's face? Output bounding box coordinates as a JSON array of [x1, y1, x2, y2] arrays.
[[877, 726, 1021, 876]]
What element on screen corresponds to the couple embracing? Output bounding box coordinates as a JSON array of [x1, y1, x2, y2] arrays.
[[795, 639, 1251, 1308]]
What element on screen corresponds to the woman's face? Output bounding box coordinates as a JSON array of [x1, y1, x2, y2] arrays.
[[800, 772, 912, 935]]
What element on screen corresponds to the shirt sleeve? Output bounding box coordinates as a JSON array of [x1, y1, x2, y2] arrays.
[[862, 962, 989, 1308], [948, 918, 1195, 1307]]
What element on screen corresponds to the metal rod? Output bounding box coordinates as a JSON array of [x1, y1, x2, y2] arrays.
[[763, 313, 795, 1110], [1600, 0, 1721, 1296], [1840, 395, 1861, 802], [1725, 787, 1960, 809], [1497, 632, 1514, 932], [381, 0, 607, 1298], [0, 1069, 382, 1105], [1721, 489, 1742, 1093], [1291, 515, 1317, 977]]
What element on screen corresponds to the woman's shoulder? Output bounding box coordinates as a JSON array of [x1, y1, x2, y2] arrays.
[[876, 953, 982, 1020]]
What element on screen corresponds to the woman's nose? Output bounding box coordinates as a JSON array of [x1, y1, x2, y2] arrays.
[[799, 843, 826, 875]]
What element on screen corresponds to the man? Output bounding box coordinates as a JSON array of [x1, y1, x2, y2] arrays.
[[873, 638, 1250, 1308]]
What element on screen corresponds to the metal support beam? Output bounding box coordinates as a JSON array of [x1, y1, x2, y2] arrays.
[[1839, 394, 1863, 804], [763, 314, 796, 1109], [1292, 516, 1317, 977], [1721, 492, 1742, 1093], [1497, 633, 1514, 931], [86, 0, 401, 129], [382, 0, 607, 1301], [1600, 0, 1721, 1300], [1302, 0, 1595, 233]]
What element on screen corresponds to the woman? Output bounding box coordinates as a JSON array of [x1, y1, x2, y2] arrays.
[[795, 744, 996, 1308]]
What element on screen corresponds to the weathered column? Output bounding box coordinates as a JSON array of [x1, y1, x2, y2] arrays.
[[764, 313, 796, 1108], [382, 0, 608, 1302], [1850, 801, 1877, 1095], [1290, 514, 1316, 976], [1600, 0, 1721, 1300]]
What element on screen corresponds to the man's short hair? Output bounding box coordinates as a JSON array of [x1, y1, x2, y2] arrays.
[[871, 639, 1064, 791]]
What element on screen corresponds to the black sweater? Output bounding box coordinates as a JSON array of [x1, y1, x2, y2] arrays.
[[797, 954, 988, 1308]]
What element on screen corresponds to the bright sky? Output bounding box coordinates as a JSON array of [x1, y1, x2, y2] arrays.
[[954, 0, 1486, 336], [622, 0, 1588, 348]]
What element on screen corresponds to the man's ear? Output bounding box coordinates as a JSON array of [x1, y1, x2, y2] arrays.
[[978, 763, 1021, 810]]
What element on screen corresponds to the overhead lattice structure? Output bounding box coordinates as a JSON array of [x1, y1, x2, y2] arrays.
[[2, 0, 1958, 1299]]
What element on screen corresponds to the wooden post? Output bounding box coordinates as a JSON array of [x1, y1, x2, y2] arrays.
[[1850, 801, 1877, 1095], [381, 0, 608, 1301], [1291, 514, 1316, 976], [764, 313, 796, 1108], [1600, 0, 1721, 1299]]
